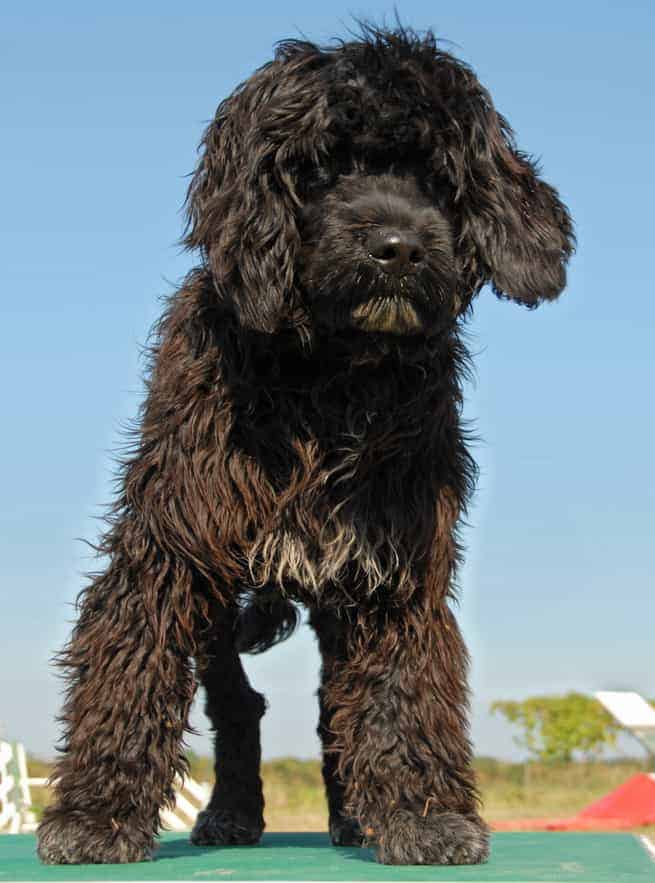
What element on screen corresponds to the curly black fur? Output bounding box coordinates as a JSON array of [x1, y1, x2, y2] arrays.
[[37, 22, 573, 866]]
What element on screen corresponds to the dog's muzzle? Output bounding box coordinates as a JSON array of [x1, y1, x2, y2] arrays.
[[349, 227, 427, 334]]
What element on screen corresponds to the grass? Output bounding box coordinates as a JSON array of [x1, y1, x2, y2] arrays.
[[23, 755, 655, 838]]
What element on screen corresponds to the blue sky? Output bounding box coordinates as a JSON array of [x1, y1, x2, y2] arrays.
[[1, 1, 653, 763]]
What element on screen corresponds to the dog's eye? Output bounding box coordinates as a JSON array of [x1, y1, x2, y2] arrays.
[[333, 101, 362, 130], [425, 175, 454, 211], [296, 162, 336, 202]]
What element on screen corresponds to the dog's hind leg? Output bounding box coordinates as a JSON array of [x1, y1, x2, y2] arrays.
[[310, 607, 364, 847], [191, 606, 266, 847]]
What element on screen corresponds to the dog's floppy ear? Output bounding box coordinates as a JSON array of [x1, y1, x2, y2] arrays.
[[184, 45, 329, 333], [448, 76, 575, 307]]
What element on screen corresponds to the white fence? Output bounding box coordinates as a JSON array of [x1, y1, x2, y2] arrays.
[[0, 740, 211, 833], [0, 741, 39, 833], [161, 776, 212, 831]]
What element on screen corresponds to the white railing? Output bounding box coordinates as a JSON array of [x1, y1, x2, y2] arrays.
[[0, 739, 211, 834], [160, 775, 212, 831], [0, 741, 39, 833]]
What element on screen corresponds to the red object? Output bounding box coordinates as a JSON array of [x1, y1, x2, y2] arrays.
[[492, 773, 655, 831]]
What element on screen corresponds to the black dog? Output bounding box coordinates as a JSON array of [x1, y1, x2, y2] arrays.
[[37, 24, 573, 865]]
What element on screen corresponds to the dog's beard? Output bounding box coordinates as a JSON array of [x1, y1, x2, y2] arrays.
[[303, 259, 455, 337], [351, 296, 423, 334]]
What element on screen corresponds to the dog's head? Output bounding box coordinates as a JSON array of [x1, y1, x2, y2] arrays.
[[185, 24, 574, 341]]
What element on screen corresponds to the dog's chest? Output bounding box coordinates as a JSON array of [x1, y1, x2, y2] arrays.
[[242, 429, 423, 600], [227, 352, 446, 599]]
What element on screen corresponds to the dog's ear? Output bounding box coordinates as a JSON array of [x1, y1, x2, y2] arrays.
[[184, 47, 329, 333], [445, 73, 575, 307]]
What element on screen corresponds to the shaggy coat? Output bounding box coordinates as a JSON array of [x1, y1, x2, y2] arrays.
[[37, 25, 574, 866]]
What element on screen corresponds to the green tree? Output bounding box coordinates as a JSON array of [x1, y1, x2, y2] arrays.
[[490, 693, 622, 763]]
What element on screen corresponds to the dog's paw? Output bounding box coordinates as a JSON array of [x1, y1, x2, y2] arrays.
[[37, 812, 153, 864], [329, 814, 365, 847], [373, 810, 489, 865], [190, 808, 264, 846]]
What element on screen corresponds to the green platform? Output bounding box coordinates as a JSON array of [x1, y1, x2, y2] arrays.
[[1, 833, 653, 882]]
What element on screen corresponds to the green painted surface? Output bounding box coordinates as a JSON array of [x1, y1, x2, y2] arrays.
[[0, 833, 653, 882]]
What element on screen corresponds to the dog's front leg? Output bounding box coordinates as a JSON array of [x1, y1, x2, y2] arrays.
[[36, 529, 197, 864], [323, 601, 489, 866]]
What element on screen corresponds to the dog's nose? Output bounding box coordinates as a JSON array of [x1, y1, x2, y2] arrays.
[[367, 229, 425, 274]]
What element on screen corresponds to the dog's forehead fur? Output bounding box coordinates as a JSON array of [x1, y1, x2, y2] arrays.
[[274, 29, 487, 161]]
